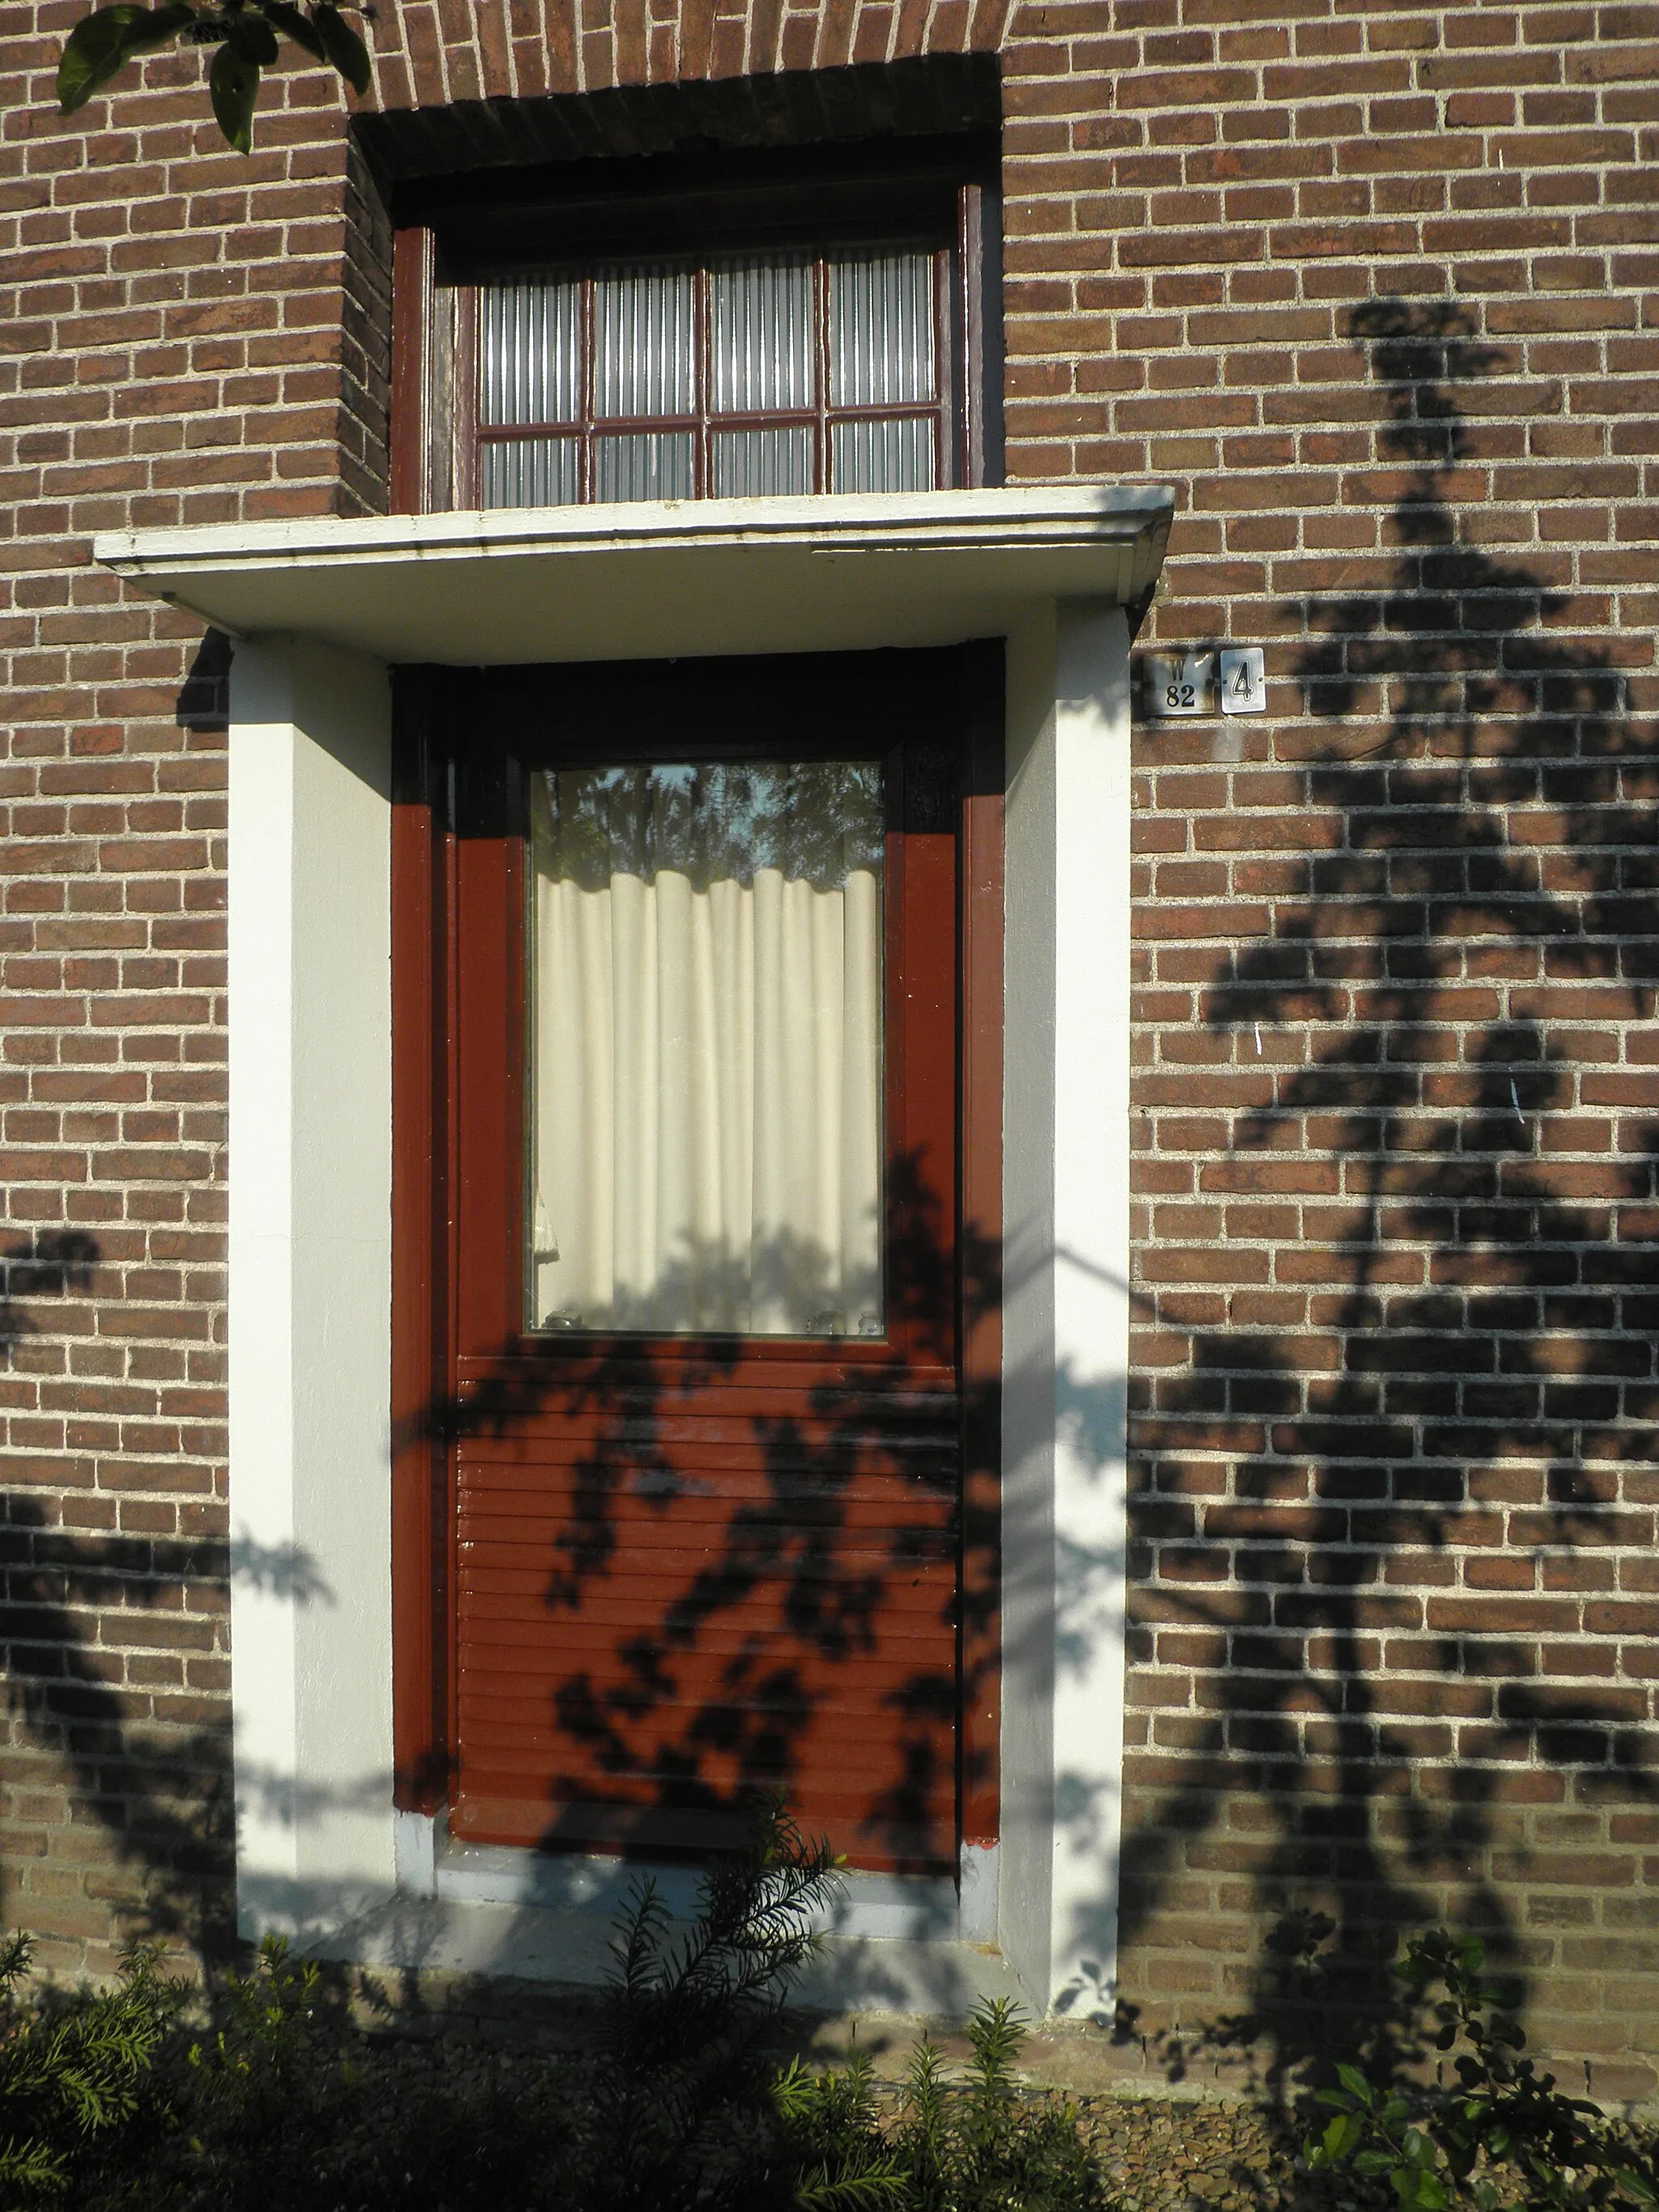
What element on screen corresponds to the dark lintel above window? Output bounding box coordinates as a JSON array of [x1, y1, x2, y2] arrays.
[[387, 118, 1001, 513]]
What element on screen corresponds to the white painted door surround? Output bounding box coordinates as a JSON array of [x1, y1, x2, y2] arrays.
[[97, 488, 1169, 2018]]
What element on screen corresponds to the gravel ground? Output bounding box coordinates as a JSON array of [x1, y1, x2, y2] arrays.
[[1072, 2092, 1385, 2212]]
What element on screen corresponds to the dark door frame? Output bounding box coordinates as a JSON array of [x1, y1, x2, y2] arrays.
[[388, 644, 1004, 1867]]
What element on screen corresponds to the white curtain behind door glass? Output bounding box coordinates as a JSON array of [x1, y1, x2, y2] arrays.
[[528, 761, 885, 1337]]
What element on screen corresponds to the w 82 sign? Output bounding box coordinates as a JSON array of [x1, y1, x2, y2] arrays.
[[1143, 653, 1215, 717]]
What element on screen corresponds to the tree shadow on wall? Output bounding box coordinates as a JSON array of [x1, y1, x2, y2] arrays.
[[0, 1229, 237, 1963], [0, 1230, 98, 1362], [1109, 297, 1659, 2111]]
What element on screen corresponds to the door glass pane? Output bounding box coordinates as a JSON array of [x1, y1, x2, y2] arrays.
[[593, 265, 696, 420], [710, 255, 814, 414], [829, 250, 936, 407], [527, 760, 885, 1338]]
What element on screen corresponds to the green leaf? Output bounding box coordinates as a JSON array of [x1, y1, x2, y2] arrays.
[[1335, 2062, 1373, 2101], [224, 9, 279, 61], [58, 1, 194, 112], [113, 2, 194, 48], [1354, 2150, 1397, 2176], [309, 3, 369, 92], [208, 36, 258, 148], [262, 0, 325, 58], [1320, 2112, 1364, 2162]]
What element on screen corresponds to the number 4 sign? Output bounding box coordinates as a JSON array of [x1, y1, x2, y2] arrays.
[[1220, 647, 1266, 714]]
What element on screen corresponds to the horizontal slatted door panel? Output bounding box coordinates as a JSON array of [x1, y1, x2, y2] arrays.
[[451, 1357, 960, 1872]]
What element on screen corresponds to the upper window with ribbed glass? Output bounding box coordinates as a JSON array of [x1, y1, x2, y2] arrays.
[[471, 247, 948, 507]]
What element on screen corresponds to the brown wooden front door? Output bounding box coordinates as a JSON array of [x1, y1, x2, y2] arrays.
[[391, 649, 1001, 1874]]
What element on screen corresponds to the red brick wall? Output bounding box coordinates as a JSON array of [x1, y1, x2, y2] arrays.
[[2, 0, 1657, 2087], [0, 0, 386, 1971], [1048, 2, 1659, 2099]]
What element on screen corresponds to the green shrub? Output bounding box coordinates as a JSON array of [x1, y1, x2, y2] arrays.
[[99, 1931, 578, 2212], [0, 1932, 181, 2204], [571, 1799, 843, 2211], [775, 1995, 1107, 2212], [1304, 1927, 1659, 2212]]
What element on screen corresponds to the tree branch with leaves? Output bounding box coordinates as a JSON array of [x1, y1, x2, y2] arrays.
[[56, 0, 371, 153]]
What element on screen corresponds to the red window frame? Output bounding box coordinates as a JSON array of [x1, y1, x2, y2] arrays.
[[460, 246, 956, 505]]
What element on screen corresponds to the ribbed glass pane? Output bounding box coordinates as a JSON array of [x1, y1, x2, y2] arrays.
[[594, 266, 696, 420], [594, 432, 696, 502], [710, 255, 814, 415], [479, 282, 581, 427], [829, 251, 935, 407], [710, 425, 813, 498], [480, 437, 582, 509], [830, 416, 935, 493]]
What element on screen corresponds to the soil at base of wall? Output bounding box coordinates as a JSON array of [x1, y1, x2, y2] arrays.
[[331, 1997, 1394, 2212], [312, 2027, 1393, 2212]]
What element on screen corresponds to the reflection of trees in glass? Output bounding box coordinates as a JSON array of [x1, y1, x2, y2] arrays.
[[539, 1224, 885, 1339], [533, 760, 884, 893]]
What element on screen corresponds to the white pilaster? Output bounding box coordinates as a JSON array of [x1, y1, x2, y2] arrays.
[[1000, 602, 1132, 2018], [228, 635, 398, 1936]]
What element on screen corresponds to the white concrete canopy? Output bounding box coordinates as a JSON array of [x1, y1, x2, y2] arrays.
[[94, 485, 1170, 666], [98, 484, 1171, 2020]]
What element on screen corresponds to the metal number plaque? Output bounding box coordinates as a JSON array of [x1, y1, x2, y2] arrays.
[[1144, 652, 1216, 718], [1220, 647, 1266, 714]]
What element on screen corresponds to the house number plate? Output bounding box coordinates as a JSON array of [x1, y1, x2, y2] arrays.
[[1145, 652, 1216, 717], [1220, 647, 1266, 714]]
